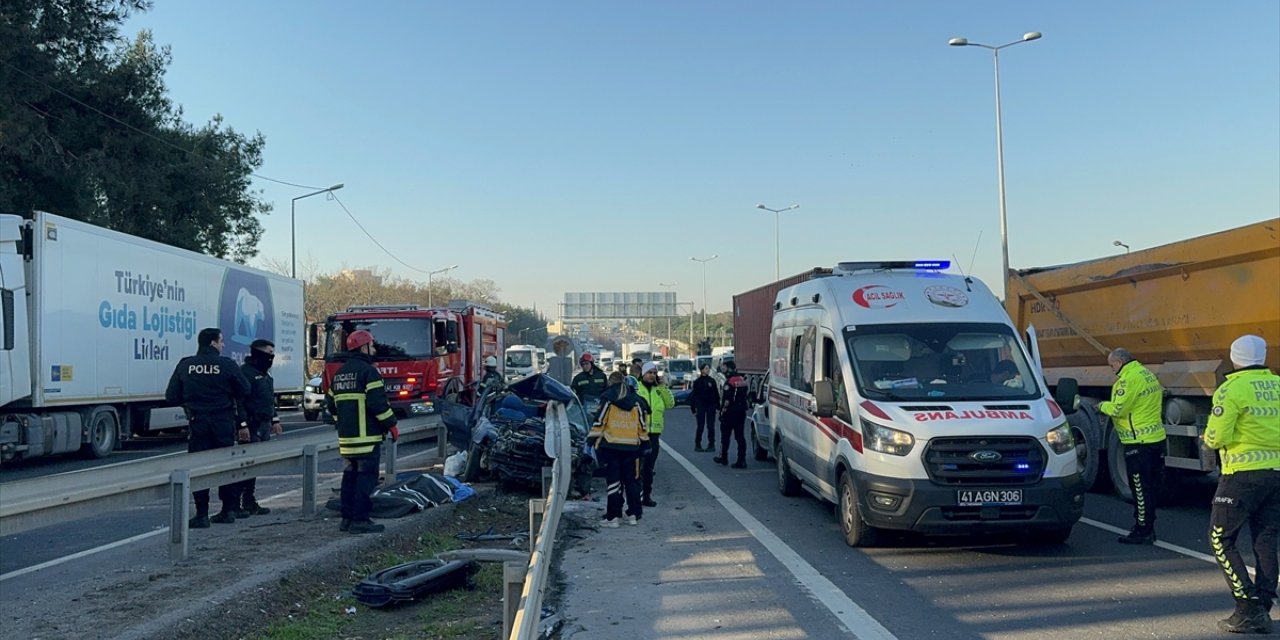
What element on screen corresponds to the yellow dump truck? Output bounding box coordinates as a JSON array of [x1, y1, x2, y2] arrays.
[[1006, 218, 1280, 498]]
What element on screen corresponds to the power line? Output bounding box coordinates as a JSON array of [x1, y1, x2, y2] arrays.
[[328, 192, 433, 275], [0, 57, 325, 190]]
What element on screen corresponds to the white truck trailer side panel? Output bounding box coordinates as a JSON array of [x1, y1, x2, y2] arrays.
[[31, 212, 304, 407]]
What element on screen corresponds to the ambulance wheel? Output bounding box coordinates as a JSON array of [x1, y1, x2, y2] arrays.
[[81, 408, 118, 459], [838, 472, 879, 547], [776, 441, 802, 497], [304, 410, 319, 422]]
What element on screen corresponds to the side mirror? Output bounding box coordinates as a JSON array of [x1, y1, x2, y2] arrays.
[[813, 379, 836, 418], [1054, 377, 1080, 415], [308, 323, 320, 359], [446, 320, 460, 353]]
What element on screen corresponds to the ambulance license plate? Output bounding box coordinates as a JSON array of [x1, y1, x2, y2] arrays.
[[957, 489, 1022, 506]]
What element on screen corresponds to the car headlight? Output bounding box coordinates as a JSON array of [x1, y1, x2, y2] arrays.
[[304, 385, 316, 393], [860, 419, 914, 456], [1046, 422, 1074, 455]]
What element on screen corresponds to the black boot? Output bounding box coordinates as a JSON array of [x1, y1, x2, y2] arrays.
[[188, 514, 211, 529], [1218, 599, 1273, 634], [713, 455, 728, 465], [1117, 528, 1156, 545], [339, 518, 352, 532], [243, 502, 270, 516], [348, 520, 385, 534], [731, 460, 747, 469], [210, 510, 237, 524]]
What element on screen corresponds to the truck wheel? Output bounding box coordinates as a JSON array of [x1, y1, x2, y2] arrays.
[[1106, 428, 1134, 503], [751, 422, 770, 461], [838, 472, 878, 547], [776, 441, 802, 497], [80, 408, 118, 459]]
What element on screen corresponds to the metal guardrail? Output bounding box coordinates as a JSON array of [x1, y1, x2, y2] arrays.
[[0, 417, 446, 561], [504, 401, 572, 640]]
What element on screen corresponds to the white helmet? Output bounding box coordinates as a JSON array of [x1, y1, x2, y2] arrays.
[[484, 355, 498, 368]]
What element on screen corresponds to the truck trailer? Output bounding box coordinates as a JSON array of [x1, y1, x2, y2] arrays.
[[1005, 218, 1280, 498], [0, 212, 305, 463], [732, 268, 833, 396]]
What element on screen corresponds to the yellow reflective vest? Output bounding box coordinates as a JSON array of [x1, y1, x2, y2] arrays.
[[634, 382, 675, 434], [1099, 360, 1166, 445], [1204, 368, 1280, 474]]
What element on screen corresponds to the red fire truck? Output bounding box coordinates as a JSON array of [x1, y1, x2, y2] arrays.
[[308, 301, 506, 417]]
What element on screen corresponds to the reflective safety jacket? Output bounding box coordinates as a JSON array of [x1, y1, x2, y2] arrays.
[[1204, 367, 1280, 474], [327, 352, 397, 457], [1100, 360, 1166, 445], [635, 381, 676, 434], [571, 367, 608, 403], [588, 386, 650, 451]]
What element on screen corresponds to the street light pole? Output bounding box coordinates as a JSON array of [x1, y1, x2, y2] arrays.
[[689, 255, 718, 341], [950, 31, 1041, 300], [756, 203, 799, 282], [426, 264, 458, 308], [291, 183, 344, 279], [659, 282, 677, 350]]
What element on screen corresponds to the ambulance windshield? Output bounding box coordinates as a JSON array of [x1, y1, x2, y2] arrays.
[[844, 322, 1040, 401]]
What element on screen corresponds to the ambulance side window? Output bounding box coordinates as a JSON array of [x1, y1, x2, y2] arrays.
[[822, 337, 850, 422], [790, 325, 815, 394]]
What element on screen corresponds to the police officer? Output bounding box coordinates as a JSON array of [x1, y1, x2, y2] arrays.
[[165, 327, 251, 528], [689, 363, 720, 452], [572, 352, 608, 405], [230, 338, 283, 517], [1203, 334, 1280, 634], [1099, 347, 1166, 544], [715, 361, 750, 469], [328, 329, 399, 534]]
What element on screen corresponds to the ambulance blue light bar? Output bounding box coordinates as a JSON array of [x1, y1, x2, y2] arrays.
[[837, 260, 951, 272]]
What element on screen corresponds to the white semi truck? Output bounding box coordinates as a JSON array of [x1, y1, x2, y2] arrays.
[[0, 212, 305, 463]]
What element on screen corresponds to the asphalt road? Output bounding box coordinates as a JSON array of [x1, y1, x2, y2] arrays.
[[648, 410, 1262, 639]]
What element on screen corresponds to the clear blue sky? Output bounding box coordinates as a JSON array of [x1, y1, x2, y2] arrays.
[[127, 1, 1280, 316]]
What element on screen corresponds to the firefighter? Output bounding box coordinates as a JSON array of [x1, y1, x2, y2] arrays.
[[328, 329, 399, 534], [588, 371, 649, 527], [690, 363, 720, 452], [715, 361, 750, 469], [165, 327, 251, 528], [634, 362, 675, 507], [479, 355, 504, 397], [229, 338, 283, 517], [1203, 334, 1280, 634], [572, 352, 608, 406], [1099, 347, 1166, 544]]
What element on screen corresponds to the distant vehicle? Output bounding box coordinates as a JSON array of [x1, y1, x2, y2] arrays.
[[664, 358, 696, 390], [746, 376, 773, 462], [505, 344, 541, 381], [303, 376, 325, 421], [598, 350, 616, 371]]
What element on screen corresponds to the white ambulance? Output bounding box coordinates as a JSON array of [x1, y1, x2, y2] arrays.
[[768, 261, 1085, 546]]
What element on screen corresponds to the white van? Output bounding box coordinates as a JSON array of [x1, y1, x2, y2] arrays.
[[768, 261, 1084, 546], [505, 344, 541, 381]]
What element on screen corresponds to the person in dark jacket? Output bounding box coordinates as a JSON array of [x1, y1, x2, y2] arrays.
[[588, 371, 650, 527], [715, 362, 751, 469], [572, 352, 609, 405], [165, 327, 251, 528], [327, 329, 399, 534], [229, 339, 283, 517], [689, 364, 720, 452]]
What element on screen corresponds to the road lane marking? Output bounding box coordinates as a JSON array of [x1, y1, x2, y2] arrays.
[[1079, 517, 1255, 577], [661, 441, 899, 640], [0, 528, 166, 582]]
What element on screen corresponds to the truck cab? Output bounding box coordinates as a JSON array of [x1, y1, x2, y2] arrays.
[[769, 261, 1084, 547]]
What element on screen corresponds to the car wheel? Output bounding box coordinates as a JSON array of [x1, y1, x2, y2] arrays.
[[751, 421, 770, 461], [776, 441, 802, 497], [839, 472, 878, 547], [304, 410, 319, 422]]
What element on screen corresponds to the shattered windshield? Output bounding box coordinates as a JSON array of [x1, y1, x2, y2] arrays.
[[844, 322, 1040, 401]]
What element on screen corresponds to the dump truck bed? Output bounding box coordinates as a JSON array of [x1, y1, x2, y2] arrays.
[[1006, 218, 1280, 385]]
